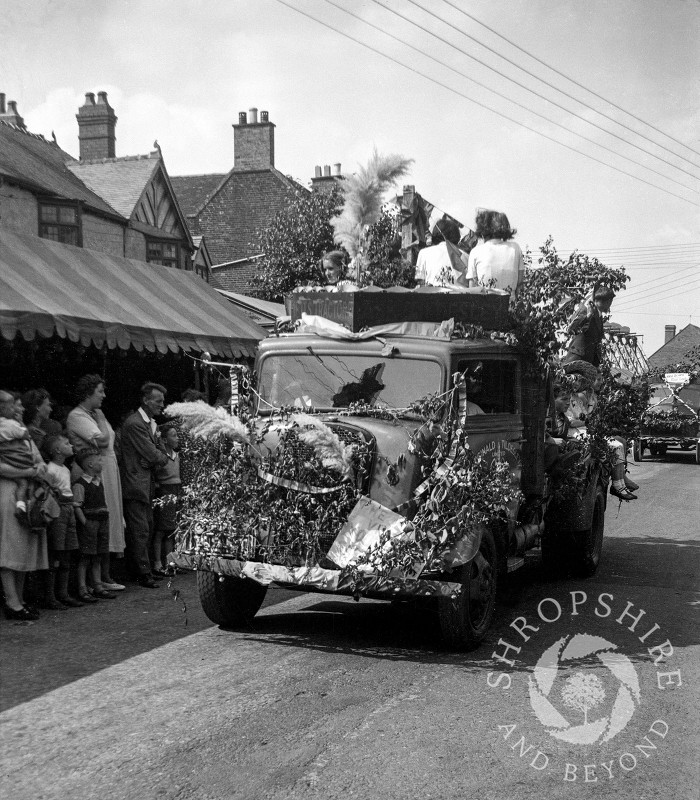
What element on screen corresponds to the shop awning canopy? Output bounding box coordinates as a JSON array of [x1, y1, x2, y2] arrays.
[[0, 231, 267, 358]]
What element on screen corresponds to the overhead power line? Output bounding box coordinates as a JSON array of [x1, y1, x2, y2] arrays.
[[436, 0, 700, 164], [614, 276, 700, 310], [617, 267, 700, 303], [557, 243, 700, 254], [623, 264, 698, 294], [290, 0, 699, 205], [391, 0, 700, 183]]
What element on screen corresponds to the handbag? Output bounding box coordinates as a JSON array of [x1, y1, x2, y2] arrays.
[[27, 483, 61, 531]]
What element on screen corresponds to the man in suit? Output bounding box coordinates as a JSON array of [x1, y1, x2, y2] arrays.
[[119, 383, 168, 588]]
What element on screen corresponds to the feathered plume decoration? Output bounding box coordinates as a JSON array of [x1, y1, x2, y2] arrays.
[[165, 402, 249, 444], [291, 413, 356, 479], [331, 149, 413, 258]]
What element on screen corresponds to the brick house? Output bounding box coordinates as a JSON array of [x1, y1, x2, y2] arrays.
[[171, 107, 307, 293], [0, 91, 205, 277], [647, 324, 700, 372]]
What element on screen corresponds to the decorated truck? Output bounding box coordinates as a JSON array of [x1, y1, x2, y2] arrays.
[[169, 290, 611, 650]]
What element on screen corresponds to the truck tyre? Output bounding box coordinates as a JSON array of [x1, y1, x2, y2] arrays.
[[569, 486, 606, 578], [633, 439, 643, 462], [439, 528, 497, 650], [696, 442, 700, 465], [197, 571, 267, 627]]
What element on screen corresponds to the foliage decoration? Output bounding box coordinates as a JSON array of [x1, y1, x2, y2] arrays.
[[331, 150, 413, 284]]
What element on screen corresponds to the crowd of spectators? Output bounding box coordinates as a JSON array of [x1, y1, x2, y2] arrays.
[[0, 377, 198, 622]]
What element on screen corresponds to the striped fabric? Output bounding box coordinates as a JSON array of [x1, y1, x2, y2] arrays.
[[0, 230, 266, 357]]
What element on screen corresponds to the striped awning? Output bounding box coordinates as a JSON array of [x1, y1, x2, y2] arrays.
[[0, 230, 266, 358]]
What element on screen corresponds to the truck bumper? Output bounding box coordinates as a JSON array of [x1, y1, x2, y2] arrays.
[[169, 551, 461, 599]]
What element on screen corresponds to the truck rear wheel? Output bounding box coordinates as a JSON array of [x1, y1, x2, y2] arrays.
[[197, 571, 267, 627], [569, 486, 605, 578], [438, 529, 497, 650]]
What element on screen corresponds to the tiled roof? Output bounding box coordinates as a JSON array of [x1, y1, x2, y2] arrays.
[[0, 121, 121, 217], [67, 153, 160, 217], [170, 173, 226, 216], [648, 324, 700, 369], [171, 167, 309, 268]]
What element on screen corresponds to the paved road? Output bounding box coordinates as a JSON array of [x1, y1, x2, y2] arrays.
[[2, 451, 698, 800]]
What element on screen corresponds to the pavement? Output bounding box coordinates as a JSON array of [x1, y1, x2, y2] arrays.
[[1, 448, 698, 800]]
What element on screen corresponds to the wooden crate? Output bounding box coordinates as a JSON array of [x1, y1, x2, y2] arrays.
[[287, 289, 511, 332]]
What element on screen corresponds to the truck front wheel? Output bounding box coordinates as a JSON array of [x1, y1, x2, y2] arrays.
[[197, 571, 267, 627], [439, 529, 498, 650]]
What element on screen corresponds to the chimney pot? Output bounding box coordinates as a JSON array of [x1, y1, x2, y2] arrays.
[[248, 107, 258, 124], [8, 100, 18, 114], [260, 110, 269, 122], [334, 162, 342, 176], [0, 94, 5, 114], [664, 325, 676, 343], [323, 165, 331, 177], [314, 165, 322, 178], [238, 111, 247, 125], [84, 92, 96, 105], [97, 91, 109, 105]]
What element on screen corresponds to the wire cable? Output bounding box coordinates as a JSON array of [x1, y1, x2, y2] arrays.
[[623, 264, 698, 294], [436, 0, 700, 164], [285, 0, 700, 205], [556, 242, 700, 253], [381, 0, 700, 183], [614, 276, 700, 310], [617, 267, 700, 303]]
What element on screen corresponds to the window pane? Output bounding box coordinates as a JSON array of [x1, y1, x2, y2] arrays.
[[58, 206, 77, 224], [59, 228, 78, 245], [162, 244, 176, 258], [259, 354, 442, 411], [40, 224, 60, 241], [456, 359, 519, 414], [40, 205, 58, 222]]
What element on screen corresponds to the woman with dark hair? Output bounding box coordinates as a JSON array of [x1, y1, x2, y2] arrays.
[[467, 210, 524, 298], [414, 218, 469, 287], [66, 375, 125, 590], [21, 389, 56, 451]]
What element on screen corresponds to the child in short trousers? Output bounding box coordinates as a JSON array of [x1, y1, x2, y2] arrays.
[[152, 425, 182, 577], [42, 435, 81, 608], [72, 449, 117, 602]]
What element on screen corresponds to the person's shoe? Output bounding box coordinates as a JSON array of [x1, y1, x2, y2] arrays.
[[4, 605, 39, 621], [77, 590, 99, 604], [57, 595, 84, 608], [610, 485, 637, 501], [93, 588, 117, 599], [624, 476, 640, 492], [101, 581, 125, 591], [151, 568, 169, 578], [40, 598, 68, 611], [137, 575, 159, 589]]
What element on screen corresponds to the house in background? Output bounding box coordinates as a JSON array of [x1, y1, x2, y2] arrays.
[[0, 91, 202, 276], [171, 107, 309, 293], [647, 323, 700, 372]]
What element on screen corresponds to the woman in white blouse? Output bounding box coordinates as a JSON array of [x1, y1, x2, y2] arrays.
[[66, 374, 125, 591], [467, 210, 524, 299]]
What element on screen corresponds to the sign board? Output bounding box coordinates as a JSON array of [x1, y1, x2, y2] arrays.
[[664, 373, 690, 387]]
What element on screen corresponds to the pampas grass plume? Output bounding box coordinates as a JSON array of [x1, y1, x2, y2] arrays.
[[165, 402, 249, 444]]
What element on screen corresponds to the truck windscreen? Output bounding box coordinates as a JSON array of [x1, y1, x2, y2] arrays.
[[258, 353, 442, 412]]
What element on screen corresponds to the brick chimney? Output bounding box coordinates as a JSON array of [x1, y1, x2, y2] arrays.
[[232, 107, 275, 170], [664, 325, 676, 343], [311, 162, 344, 192], [0, 95, 26, 128], [76, 91, 117, 160]]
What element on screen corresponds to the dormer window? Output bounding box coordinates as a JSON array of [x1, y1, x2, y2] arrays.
[[147, 238, 179, 268], [39, 201, 81, 246]]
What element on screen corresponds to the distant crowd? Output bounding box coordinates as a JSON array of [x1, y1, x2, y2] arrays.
[[0, 378, 202, 622]]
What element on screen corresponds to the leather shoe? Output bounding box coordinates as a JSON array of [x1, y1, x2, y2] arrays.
[[610, 485, 637, 501], [4, 605, 39, 621], [93, 589, 117, 599], [40, 598, 68, 611], [137, 575, 159, 589], [624, 476, 639, 492], [77, 590, 99, 603], [57, 595, 84, 608]]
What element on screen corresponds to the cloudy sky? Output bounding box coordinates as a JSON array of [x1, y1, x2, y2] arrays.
[[3, 0, 699, 355]]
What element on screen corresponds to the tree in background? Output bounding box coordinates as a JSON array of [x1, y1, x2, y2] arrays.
[[251, 184, 343, 301]]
